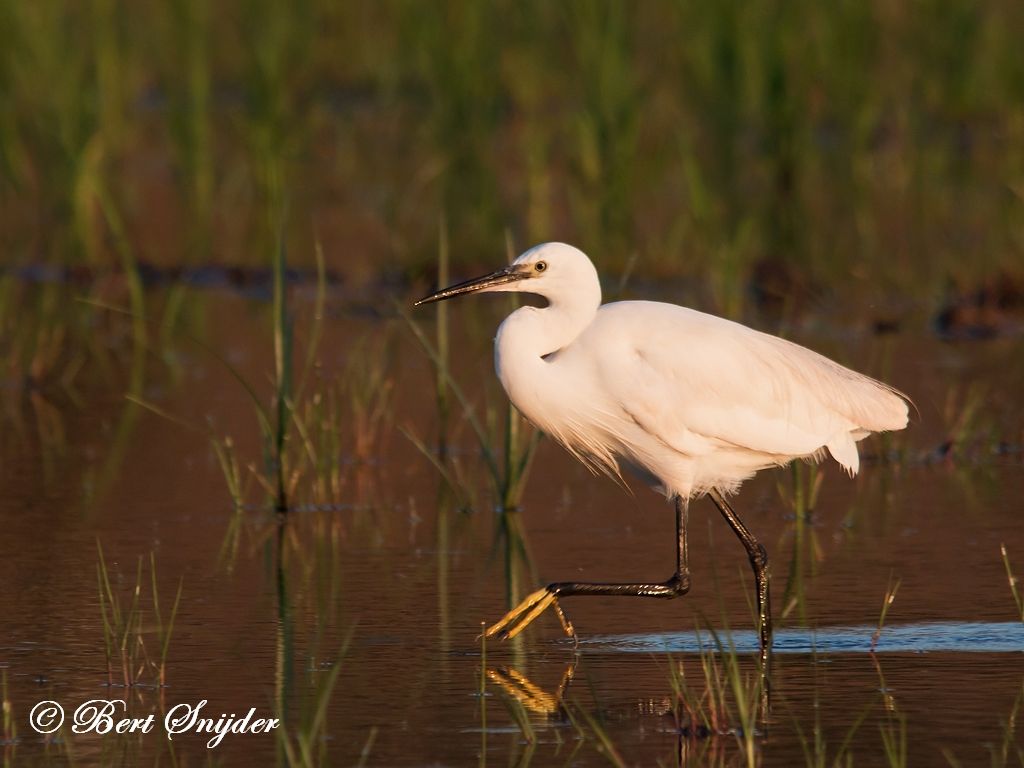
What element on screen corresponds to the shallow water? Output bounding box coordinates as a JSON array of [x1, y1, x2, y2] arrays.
[[586, 621, 1024, 653], [1, 286, 1023, 766]]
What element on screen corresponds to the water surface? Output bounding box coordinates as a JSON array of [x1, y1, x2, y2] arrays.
[[1, 287, 1022, 766]]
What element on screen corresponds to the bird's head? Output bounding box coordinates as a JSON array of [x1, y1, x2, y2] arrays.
[[415, 242, 599, 306]]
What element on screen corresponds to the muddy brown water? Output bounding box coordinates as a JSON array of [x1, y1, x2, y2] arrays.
[[2, 287, 1023, 766]]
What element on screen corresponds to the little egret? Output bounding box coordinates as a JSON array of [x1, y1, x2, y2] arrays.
[[416, 242, 909, 665]]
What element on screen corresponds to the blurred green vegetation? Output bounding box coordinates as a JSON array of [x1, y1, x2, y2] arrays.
[[1, 0, 1022, 311]]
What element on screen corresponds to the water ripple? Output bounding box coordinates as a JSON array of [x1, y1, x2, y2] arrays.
[[581, 621, 1024, 654]]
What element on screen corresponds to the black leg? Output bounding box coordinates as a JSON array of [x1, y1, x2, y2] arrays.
[[549, 495, 690, 599], [708, 488, 772, 672], [484, 496, 691, 640]]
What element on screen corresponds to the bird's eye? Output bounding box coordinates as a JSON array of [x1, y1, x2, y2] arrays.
[[535, 261, 547, 273]]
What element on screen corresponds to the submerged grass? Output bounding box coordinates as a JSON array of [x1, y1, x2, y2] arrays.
[[871, 610, 909, 768], [403, 307, 540, 513], [96, 543, 183, 688], [879, 712, 908, 768], [478, 623, 487, 768], [871, 572, 902, 652], [565, 702, 627, 768], [666, 625, 765, 766], [266, 485, 362, 766], [341, 333, 396, 465], [938, 383, 993, 462], [1001, 545, 1024, 622], [1, 669, 13, 748], [271, 234, 293, 511], [433, 218, 452, 455], [277, 646, 346, 768], [242, 236, 399, 513], [404, 233, 541, 513], [943, 680, 1024, 767], [779, 461, 824, 623], [793, 695, 869, 768], [122, 234, 375, 515]]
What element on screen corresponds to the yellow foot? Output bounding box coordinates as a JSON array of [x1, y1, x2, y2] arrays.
[[482, 587, 576, 641]]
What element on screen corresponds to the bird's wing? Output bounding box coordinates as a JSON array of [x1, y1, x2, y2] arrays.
[[590, 303, 907, 471]]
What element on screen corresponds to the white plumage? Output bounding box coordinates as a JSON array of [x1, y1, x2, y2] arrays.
[[489, 243, 907, 498], [416, 241, 909, 655]]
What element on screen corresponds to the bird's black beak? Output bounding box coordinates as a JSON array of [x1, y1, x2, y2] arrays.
[[415, 264, 531, 306]]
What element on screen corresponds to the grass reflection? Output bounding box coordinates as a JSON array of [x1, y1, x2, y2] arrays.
[[778, 462, 824, 626]]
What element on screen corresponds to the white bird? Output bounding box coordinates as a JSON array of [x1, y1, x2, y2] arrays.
[[416, 242, 909, 665]]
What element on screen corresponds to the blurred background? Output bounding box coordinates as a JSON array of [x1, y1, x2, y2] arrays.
[[2, 0, 1022, 316]]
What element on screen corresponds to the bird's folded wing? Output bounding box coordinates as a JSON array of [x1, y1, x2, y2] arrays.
[[595, 305, 906, 463]]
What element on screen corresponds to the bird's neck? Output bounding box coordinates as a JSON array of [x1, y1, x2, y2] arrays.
[[494, 291, 600, 409]]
